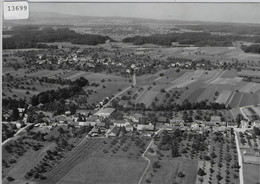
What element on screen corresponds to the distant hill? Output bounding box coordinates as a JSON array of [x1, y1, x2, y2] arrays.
[[5, 11, 258, 26]]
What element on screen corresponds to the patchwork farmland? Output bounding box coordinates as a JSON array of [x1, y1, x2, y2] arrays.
[[128, 68, 260, 109]]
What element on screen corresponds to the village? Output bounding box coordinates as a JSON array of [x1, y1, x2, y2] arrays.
[[2, 4, 260, 183]]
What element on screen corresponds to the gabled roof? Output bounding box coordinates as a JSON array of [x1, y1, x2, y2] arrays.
[[109, 126, 121, 135]]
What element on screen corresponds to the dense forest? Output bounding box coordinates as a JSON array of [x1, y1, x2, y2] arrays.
[[241, 44, 260, 54], [122, 32, 260, 46], [3, 26, 114, 49]]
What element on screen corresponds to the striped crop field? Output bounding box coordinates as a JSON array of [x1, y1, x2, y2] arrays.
[[216, 90, 232, 104]]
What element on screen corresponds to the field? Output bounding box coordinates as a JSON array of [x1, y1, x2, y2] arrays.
[[142, 45, 260, 63], [143, 158, 198, 184], [216, 90, 232, 104], [37, 134, 151, 184], [141, 129, 240, 184], [57, 157, 146, 184], [243, 164, 260, 184], [121, 68, 260, 110]]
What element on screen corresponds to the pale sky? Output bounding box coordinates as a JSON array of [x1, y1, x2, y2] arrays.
[[30, 3, 260, 23]]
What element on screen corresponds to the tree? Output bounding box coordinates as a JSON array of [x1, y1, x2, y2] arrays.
[[253, 127, 260, 135], [171, 146, 179, 157], [197, 168, 206, 176], [7, 176, 15, 182], [236, 114, 243, 127], [177, 172, 185, 178], [159, 73, 164, 77], [160, 88, 166, 93], [11, 107, 20, 121], [152, 161, 161, 169], [216, 174, 222, 181]]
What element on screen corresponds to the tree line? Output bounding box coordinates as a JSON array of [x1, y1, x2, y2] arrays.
[[3, 27, 115, 49], [241, 44, 260, 54], [122, 32, 260, 47], [31, 77, 89, 106]]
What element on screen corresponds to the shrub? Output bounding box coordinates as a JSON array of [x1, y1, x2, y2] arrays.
[[7, 176, 15, 181], [177, 172, 185, 178]]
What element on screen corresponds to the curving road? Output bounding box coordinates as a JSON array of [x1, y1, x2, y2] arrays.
[[2, 123, 31, 146], [137, 139, 154, 184], [137, 129, 171, 184]]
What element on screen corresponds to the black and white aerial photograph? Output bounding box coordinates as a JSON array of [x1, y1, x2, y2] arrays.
[[2, 2, 260, 184]]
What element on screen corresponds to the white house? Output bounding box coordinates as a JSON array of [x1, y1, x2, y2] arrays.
[[94, 108, 115, 118], [137, 123, 154, 131]]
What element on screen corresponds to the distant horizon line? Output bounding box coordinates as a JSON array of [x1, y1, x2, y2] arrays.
[[28, 11, 260, 25]]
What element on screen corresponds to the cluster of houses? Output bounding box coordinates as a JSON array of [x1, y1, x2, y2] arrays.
[[241, 120, 260, 129], [47, 107, 237, 138]]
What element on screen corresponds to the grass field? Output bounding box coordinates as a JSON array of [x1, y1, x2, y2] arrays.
[[186, 88, 206, 103], [58, 157, 146, 184], [243, 164, 260, 184]]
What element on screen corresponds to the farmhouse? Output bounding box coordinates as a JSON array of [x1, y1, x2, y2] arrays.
[[157, 116, 167, 125], [191, 122, 200, 129], [89, 127, 100, 136], [241, 120, 250, 129], [125, 124, 134, 131], [206, 116, 226, 126], [131, 113, 143, 123], [94, 108, 115, 117], [113, 119, 130, 127], [252, 120, 260, 127], [78, 122, 91, 126], [137, 123, 154, 131], [107, 126, 121, 137], [85, 116, 101, 126], [96, 122, 106, 128]]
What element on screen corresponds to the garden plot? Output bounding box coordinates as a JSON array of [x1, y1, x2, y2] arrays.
[[216, 90, 232, 104]]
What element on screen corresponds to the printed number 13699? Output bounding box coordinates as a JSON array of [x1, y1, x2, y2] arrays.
[[8, 5, 28, 11]]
